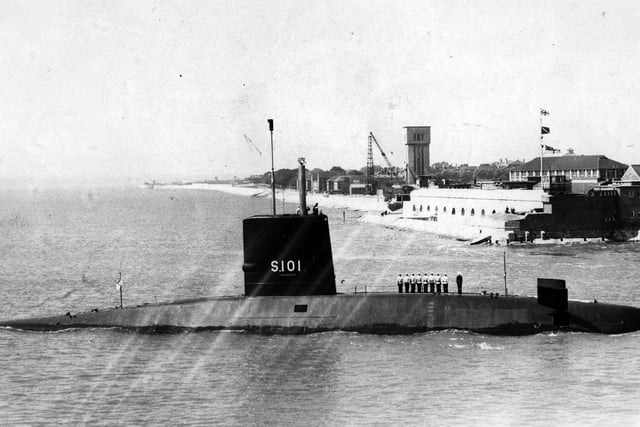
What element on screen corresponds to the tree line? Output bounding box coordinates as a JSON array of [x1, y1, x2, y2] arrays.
[[247, 161, 516, 188]]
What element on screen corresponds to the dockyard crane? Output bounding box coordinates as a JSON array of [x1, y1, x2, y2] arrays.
[[366, 132, 399, 195], [369, 132, 393, 169]]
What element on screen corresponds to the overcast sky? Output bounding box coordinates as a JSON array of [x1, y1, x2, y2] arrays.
[[2, 0, 640, 186]]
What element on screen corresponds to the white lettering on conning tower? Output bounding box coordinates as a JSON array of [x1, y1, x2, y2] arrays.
[[270, 259, 302, 273]]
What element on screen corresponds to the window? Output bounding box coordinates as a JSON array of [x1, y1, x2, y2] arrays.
[[427, 205, 430, 211], [412, 204, 416, 211], [481, 209, 485, 216], [451, 208, 456, 215], [443, 207, 447, 213], [461, 208, 465, 216], [492, 210, 496, 214], [419, 205, 423, 212]]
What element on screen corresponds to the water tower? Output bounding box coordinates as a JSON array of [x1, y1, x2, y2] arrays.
[[404, 126, 430, 185]]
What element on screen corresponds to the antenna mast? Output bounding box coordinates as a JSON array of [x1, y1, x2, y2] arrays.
[[268, 119, 276, 215]]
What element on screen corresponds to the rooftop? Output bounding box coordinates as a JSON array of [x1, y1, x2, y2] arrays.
[[513, 155, 627, 172]]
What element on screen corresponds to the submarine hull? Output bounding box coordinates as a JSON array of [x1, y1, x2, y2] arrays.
[[3, 293, 640, 335]]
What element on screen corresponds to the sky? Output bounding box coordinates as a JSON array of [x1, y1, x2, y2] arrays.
[[1, 0, 640, 186]]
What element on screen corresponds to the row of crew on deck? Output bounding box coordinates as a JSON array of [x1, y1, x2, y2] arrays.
[[396, 272, 463, 294]]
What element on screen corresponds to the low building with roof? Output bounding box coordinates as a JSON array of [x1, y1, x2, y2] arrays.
[[310, 169, 332, 193], [621, 165, 640, 184], [327, 175, 368, 195], [509, 154, 628, 193]]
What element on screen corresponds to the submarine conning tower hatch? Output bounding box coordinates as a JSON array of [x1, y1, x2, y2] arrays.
[[242, 214, 337, 296]]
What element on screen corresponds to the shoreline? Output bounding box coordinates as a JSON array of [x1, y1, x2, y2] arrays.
[[152, 183, 389, 212], [151, 183, 640, 244]]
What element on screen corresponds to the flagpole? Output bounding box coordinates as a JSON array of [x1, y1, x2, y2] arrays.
[[539, 109, 550, 186], [540, 112, 544, 185], [116, 272, 123, 309], [540, 136, 543, 185]]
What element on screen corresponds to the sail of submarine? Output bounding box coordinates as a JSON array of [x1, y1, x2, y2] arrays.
[[2, 158, 640, 335]]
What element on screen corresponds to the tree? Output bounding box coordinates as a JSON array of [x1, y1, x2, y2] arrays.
[[328, 166, 346, 176]]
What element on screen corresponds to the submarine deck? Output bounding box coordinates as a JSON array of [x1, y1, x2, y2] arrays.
[[2, 292, 640, 335]]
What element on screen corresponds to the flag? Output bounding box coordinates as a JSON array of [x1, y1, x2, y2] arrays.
[[541, 126, 550, 134], [544, 144, 559, 153], [540, 109, 550, 116]]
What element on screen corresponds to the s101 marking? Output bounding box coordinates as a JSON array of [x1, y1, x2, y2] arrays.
[[270, 259, 302, 273]]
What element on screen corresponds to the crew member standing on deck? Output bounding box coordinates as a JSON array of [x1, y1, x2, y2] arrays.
[[404, 273, 410, 293], [397, 274, 404, 293], [416, 273, 423, 293], [435, 273, 442, 293], [456, 272, 463, 294], [428, 272, 435, 293], [442, 273, 449, 293], [424, 273, 429, 293], [410, 273, 417, 293]]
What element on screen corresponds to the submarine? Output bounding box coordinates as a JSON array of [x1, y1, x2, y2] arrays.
[[2, 159, 640, 335]]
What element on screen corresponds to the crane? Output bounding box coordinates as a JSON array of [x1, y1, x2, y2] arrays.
[[243, 134, 262, 156], [369, 132, 393, 168], [366, 132, 399, 195]]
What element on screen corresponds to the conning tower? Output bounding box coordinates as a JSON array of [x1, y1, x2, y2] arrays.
[[242, 158, 337, 296]]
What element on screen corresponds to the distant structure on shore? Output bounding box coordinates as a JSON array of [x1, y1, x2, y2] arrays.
[[405, 126, 431, 185], [509, 153, 628, 194]]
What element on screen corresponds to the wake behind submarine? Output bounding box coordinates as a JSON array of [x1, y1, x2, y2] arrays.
[[2, 159, 640, 335]]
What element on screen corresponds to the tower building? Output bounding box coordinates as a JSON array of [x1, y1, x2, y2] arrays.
[[405, 126, 430, 185]]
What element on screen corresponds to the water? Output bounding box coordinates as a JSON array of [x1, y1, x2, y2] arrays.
[[1, 187, 640, 425]]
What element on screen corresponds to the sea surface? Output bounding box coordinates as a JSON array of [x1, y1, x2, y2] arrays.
[[1, 187, 639, 425]]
